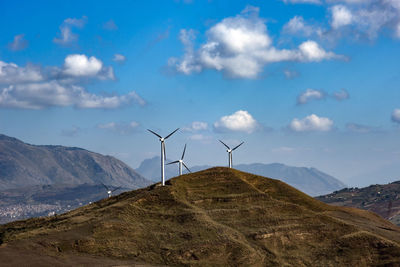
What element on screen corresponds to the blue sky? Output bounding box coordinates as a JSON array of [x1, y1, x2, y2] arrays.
[[1, 0, 400, 186]]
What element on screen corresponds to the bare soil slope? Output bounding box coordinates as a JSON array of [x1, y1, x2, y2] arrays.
[[0, 167, 399, 266]]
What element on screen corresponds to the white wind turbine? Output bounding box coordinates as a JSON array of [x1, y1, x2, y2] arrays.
[[167, 144, 191, 176], [101, 183, 121, 198], [219, 140, 244, 168], [148, 128, 179, 186]]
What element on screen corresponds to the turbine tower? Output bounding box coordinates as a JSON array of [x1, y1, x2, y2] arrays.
[[219, 140, 244, 168], [167, 144, 191, 176], [148, 128, 179, 186], [101, 183, 121, 198]]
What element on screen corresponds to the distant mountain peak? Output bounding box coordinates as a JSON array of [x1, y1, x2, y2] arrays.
[[0, 133, 151, 190]]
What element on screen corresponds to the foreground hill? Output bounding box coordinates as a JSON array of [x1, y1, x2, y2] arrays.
[[0, 168, 399, 266], [0, 134, 150, 189], [136, 157, 345, 196], [316, 181, 400, 226]]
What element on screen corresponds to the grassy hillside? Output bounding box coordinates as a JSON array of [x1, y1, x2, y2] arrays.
[[316, 181, 400, 226], [0, 167, 399, 266]]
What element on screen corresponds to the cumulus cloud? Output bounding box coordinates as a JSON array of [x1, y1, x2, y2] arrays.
[[53, 16, 87, 45], [0, 61, 43, 84], [0, 82, 143, 109], [297, 89, 325, 104], [8, 34, 29, 51], [113, 54, 126, 63], [169, 7, 343, 78], [332, 88, 350, 100], [282, 16, 322, 37], [331, 5, 353, 28], [391, 109, 400, 123], [0, 55, 144, 110], [63, 54, 114, 79], [97, 121, 139, 134], [214, 110, 258, 133], [289, 114, 334, 132], [282, 0, 400, 41], [183, 121, 208, 132]]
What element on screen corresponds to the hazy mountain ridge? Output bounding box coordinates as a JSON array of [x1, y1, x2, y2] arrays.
[[0, 134, 150, 189], [136, 157, 346, 196], [316, 181, 400, 226], [0, 183, 131, 224], [0, 167, 399, 266]]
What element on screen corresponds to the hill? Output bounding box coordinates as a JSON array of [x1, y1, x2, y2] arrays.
[[316, 181, 400, 226], [0, 134, 150, 189], [136, 157, 345, 196], [0, 167, 399, 266]]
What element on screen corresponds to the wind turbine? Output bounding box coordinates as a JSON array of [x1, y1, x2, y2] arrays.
[[101, 183, 121, 198], [148, 128, 179, 186], [167, 144, 191, 176], [219, 140, 244, 168]]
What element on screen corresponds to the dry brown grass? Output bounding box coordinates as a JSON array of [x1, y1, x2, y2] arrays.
[[1, 167, 400, 266]]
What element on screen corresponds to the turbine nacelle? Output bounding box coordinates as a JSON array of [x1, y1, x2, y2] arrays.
[[167, 144, 191, 176], [219, 140, 244, 169], [148, 128, 180, 186]]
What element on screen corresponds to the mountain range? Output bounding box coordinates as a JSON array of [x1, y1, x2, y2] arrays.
[[0, 167, 399, 266], [0, 133, 151, 223], [136, 156, 346, 196], [0, 134, 150, 189], [317, 181, 400, 226]]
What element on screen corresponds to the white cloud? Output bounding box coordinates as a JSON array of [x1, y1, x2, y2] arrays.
[[53, 16, 87, 45], [113, 54, 126, 63], [331, 5, 353, 29], [214, 110, 258, 133], [0, 82, 144, 109], [63, 54, 103, 77], [183, 121, 208, 132], [8, 34, 28, 51], [289, 114, 334, 132], [97, 121, 139, 134], [0, 55, 144, 110], [283, 0, 400, 41], [298, 40, 342, 61], [333, 88, 350, 100], [169, 7, 343, 78], [391, 109, 400, 123], [283, 16, 318, 37], [297, 89, 325, 104], [0, 61, 43, 84]]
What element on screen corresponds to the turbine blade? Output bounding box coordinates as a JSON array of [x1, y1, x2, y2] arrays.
[[183, 162, 191, 173], [101, 183, 108, 190], [181, 144, 187, 160], [167, 160, 180, 165], [219, 140, 230, 150], [147, 129, 162, 138], [232, 141, 244, 151], [164, 128, 179, 140], [112, 187, 121, 192]]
